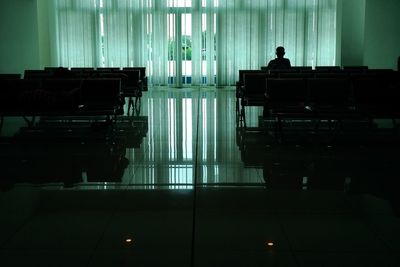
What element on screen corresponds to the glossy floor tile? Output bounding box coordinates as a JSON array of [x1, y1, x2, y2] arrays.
[[1, 87, 400, 266]]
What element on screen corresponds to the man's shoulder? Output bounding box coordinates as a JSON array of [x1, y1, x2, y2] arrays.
[[267, 59, 278, 66], [282, 58, 291, 66]]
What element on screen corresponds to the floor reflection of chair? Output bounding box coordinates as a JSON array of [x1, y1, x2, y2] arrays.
[[262, 145, 313, 190], [265, 78, 310, 141], [0, 113, 149, 190], [0, 140, 128, 190]]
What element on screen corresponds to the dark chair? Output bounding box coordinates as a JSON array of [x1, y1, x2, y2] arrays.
[[99, 71, 139, 115], [308, 78, 355, 124], [123, 67, 147, 91], [315, 66, 341, 73], [279, 72, 314, 79], [80, 78, 123, 116], [116, 70, 143, 116], [293, 66, 313, 72], [70, 67, 95, 72], [0, 80, 35, 114], [352, 77, 400, 121], [0, 74, 21, 80], [343, 66, 368, 72], [41, 79, 83, 93], [240, 72, 268, 127], [366, 69, 394, 78], [24, 70, 54, 80], [0, 79, 42, 127], [265, 78, 310, 139], [96, 67, 120, 71], [314, 71, 348, 79], [44, 67, 65, 71], [20, 79, 82, 113], [116, 70, 141, 95], [236, 70, 267, 116], [269, 69, 299, 75], [70, 68, 95, 78]]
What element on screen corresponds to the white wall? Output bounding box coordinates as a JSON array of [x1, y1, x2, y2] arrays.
[[339, 0, 366, 66], [364, 0, 400, 69], [37, 0, 51, 68], [0, 0, 40, 74]]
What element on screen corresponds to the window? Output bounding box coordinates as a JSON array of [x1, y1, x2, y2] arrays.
[[56, 0, 337, 86]]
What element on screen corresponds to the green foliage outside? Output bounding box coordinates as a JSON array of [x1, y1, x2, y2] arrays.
[[168, 35, 192, 60], [168, 33, 215, 61]]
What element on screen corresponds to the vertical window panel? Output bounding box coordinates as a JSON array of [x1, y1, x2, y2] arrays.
[[56, 0, 337, 85]]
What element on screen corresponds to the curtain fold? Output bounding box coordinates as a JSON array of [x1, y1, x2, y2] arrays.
[[56, 0, 337, 86], [56, 0, 99, 67]]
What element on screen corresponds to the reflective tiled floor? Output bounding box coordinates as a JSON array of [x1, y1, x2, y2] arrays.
[[1, 87, 400, 266]]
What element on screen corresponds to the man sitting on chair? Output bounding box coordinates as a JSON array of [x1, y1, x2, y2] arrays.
[[267, 46, 291, 70]]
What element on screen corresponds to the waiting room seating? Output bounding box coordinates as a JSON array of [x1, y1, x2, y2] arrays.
[[343, 66, 368, 72], [265, 78, 310, 138], [236, 70, 268, 116], [70, 67, 95, 72], [123, 67, 148, 91], [352, 76, 400, 121], [0, 74, 21, 80], [96, 67, 121, 72], [0, 77, 123, 132], [237, 67, 400, 138], [292, 66, 313, 72], [23, 66, 147, 115], [315, 66, 341, 72], [240, 72, 268, 127], [24, 70, 54, 80]]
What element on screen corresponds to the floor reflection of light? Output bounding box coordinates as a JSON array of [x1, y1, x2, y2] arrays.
[[125, 237, 134, 246], [202, 98, 207, 161], [183, 98, 193, 160], [168, 98, 177, 161], [302, 176, 308, 190], [169, 165, 193, 189]]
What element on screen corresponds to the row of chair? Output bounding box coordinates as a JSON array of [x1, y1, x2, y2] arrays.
[[260, 66, 369, 73], [5, 68, 146, 115], [0, 138, 128, 189], [42, 66, 147, 88], [0, 78, 123, 127], [24, 68, 144, 90], [237, 69, 396, 87], [238, 72, 400, 134], [236, 69, 396, 111]]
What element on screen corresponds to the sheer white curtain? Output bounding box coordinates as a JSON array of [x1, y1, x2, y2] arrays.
[[96, 0, 170, 85], [56, 0, 100, 67], [55, 0, 337, 86], [216, 0, 337, 85]]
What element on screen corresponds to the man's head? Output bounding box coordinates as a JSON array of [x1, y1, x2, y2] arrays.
[[276, 46, 285, 58]]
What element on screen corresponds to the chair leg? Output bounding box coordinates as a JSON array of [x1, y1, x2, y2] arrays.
[[313, 118, 321, 131], [236, 97, 240, 125], [236, 97, 239, 115], [127, 97, 134, 116], [23, 116, 36, 127], [241, 106, 246, 128], [135, 97, 141, 116], [274, 117, 283, 143]]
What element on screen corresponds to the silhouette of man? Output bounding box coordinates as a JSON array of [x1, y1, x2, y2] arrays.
[[267, 46, 291, 70]]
